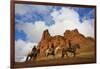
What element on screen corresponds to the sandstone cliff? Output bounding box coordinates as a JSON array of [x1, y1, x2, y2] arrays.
[[38, 29, 95, 55]]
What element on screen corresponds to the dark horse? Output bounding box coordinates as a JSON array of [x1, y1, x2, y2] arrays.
[[62, 43, 80, 58], [26, 46, 40, 62]]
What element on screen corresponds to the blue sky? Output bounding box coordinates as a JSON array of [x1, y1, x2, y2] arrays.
[[15, 4, 95, 62]]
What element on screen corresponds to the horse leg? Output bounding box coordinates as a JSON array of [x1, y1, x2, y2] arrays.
[[26, 54, 30, 62], [61, 51, 65, 58], [73, 52, 76, 57], [52, 52, 55, 56], [47, 53, 49, 57], [29, 55, 33, 61], [65, 52, 68, 57], [26, 56, 29, 62], [31, 57, 34, 61], [62, 53, 64, 58], [53, 53, 55, 56]]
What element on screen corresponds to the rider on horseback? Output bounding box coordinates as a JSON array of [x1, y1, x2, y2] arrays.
[[62, 40, 80, 58], [46, 43, 55, 57], [26, 45, 37, 61], [32, 45, 37, 55]]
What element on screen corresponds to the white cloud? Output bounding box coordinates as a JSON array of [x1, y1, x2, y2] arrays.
[[15, 39, 37, 62], [49, 7, 94, 37], [49, 7, 80, 36], [16, 21, 48, 43]]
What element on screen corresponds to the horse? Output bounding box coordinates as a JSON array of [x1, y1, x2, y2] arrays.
[[45, 47, 55, 57], [26, 46, 40, 62], [45, 46, 61, 57], [54, 46, 61, 55], [62, 44, 80, 58]]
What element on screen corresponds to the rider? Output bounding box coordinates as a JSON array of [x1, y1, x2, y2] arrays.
[[26, 45, 37, 61], [32, 45, 37, 54], [51, 43, 55, 54], [69, 40, 72, 49]]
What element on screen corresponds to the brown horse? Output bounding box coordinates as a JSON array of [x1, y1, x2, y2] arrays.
[[62, 44, 80, 58]]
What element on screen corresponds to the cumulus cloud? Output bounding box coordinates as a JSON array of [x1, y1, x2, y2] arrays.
[[15, 39, 37, 62], [49, 7, 94, 37], [16, 21, 48, 43], [49, 7, 80, 36]]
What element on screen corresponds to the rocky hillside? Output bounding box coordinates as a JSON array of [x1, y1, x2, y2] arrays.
[[38, 29, 95, 55]]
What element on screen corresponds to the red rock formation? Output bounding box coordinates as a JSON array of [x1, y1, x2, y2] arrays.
[[38, 29, 51, 55], [38, 29, 95, 56]]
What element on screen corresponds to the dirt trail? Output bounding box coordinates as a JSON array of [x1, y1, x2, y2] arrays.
[[14, 51, 96, 68]]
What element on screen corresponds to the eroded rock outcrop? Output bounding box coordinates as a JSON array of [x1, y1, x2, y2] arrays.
[[38, 29, 95, 55]]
